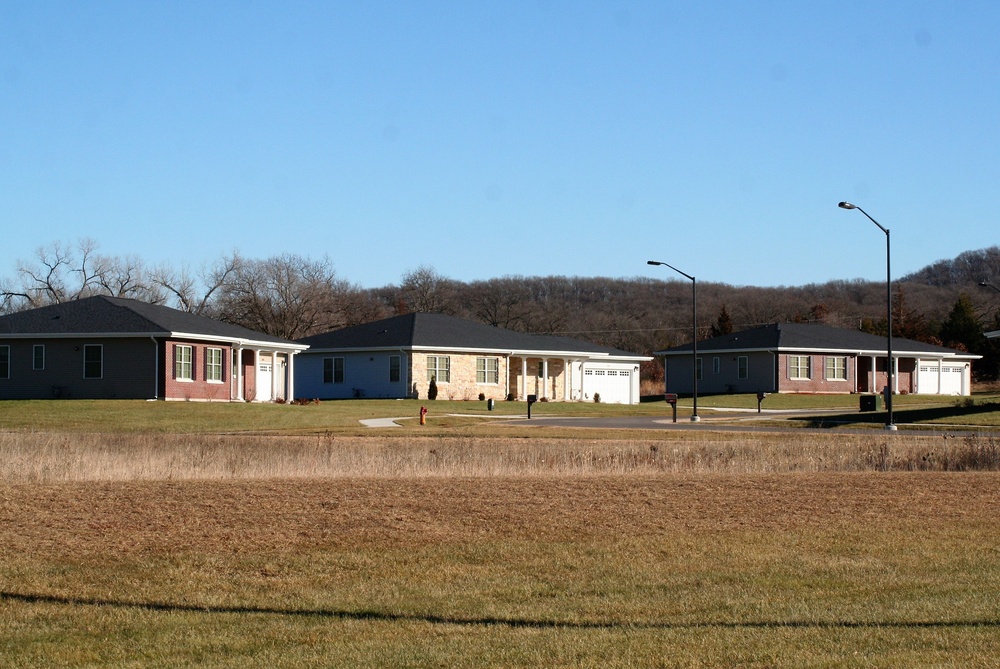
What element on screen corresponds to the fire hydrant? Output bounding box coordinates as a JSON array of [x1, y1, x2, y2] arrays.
[[419, 406, 427, 426]]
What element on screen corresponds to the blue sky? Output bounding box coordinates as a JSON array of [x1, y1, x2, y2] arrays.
[[2, 1, 998, 289]]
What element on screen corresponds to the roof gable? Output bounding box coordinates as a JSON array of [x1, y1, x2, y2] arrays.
[[0, 296, 299, 346]]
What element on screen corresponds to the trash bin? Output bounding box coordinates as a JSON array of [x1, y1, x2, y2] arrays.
[[487, 399, 494, 411], [860, 394, 882, 412]]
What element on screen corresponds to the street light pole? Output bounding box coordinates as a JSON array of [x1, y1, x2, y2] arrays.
[[647, 260, 699, 421], [839, 201, 896, 431], [979, 281, 1000, 294]]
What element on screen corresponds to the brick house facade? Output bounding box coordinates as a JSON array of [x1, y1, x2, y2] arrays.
[[0, 296, 306, 402], [659, 323, 978, 396]]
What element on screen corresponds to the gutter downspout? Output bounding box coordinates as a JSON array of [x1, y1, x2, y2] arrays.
[[150, 336, 160, 400]]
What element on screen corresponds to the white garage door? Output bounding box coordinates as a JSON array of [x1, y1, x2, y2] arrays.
[[583, 368, 634, 404], [918, 363, 964, 395]]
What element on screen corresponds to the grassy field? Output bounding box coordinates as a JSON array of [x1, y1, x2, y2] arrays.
[[2, 474, 999, 667], [0, 391, 998, 434], [1, 399, 1000, 667]]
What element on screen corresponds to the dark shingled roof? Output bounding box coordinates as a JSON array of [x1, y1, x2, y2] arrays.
[[658, 322, 974, 356], [297, 312, 647, 357], [0, 295, 298, 346]]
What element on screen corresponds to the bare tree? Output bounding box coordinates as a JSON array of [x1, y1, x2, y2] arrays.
[[464, 276, 532, 329], [0, 239, 163, 311], [214, 254, 359, 339], [398, 265, 458, 314], [151, 251, 242, 314]]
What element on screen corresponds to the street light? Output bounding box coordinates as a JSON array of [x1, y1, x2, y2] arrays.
[[979, 281, 1000, 294], [839, 201, 896, 431], [647, 260, 699, 421]]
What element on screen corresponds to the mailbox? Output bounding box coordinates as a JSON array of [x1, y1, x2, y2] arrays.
[[527, 394, 537, 419], [664, 393, 678, 422]]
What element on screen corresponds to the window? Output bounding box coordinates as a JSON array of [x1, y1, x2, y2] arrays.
[[175, 345, 193, 380], [825, 356, 847, 381], [713, 357, 720, 374], [0, 345, 8, 379], [389, 355, 401, 383], [324, 357, 345, 384], [33, 345, 45, 370], [789, 355, 810, 380], [84, 345, 103, 379], [206, 348, 223, 382], [427, 355, 450, 383], [738, 356, 749, 380], [476, 357, 499, 384], [696, 357, 703, 381]]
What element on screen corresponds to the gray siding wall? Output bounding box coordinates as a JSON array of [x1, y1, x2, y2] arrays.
[[295, 351, 411, 400], [0, 337, 158, 400], [664, 351, 776, 395]]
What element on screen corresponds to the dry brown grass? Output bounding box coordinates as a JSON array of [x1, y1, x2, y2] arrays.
[[2, 473, 996, 560], [3, 435, 1000, 666], [1, 430, 998, 483]]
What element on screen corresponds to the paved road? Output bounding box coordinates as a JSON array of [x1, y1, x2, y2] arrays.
[[499, 411, 999, 436]]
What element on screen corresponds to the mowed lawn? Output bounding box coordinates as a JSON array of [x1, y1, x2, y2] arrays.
[[2, 472, 999, 667]]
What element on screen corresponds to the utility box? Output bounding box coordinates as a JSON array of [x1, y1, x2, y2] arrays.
[[860, 394, 882, 412]]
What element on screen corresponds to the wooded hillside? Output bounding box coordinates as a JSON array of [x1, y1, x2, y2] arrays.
[[4, 242, 1000, 380]]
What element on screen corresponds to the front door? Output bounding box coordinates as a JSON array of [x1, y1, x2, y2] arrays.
[[257, 361, 273, 401]]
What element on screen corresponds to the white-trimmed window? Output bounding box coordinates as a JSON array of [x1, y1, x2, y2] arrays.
[[789, 355, 811, 380], [476, 357, 499, 384], [825, 356, 847, 381], [84, 345, 103, 379], [175, 345, 193, 381], [206, 347, 223, 382], [389, 355, 401, 383], [33, 345, 45, 371], [738, 356, 749, 380], [427, 355, 450, 383], [0, 345, 9, 379], [324, 357, 345, 384]]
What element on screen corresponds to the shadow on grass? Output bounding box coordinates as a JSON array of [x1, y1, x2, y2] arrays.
[[3, 590, 998, 630], [801, 402, 1000, 429]]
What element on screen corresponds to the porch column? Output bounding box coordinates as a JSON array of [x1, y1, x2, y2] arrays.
[[235, 346, 244, 401], [270, 350, 278, 401], [541, 358, 549, 398], [562, 358, 569, 401], [893, 357, 899, 394], [504, 356, 510, 400], [521, 357, 528, 399], [871, 355, 877, 392], [287, 352, 295, 402], [253, 349, 261, 402]]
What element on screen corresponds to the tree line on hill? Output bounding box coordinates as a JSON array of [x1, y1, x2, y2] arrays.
[[4, 239, 1000, 381]]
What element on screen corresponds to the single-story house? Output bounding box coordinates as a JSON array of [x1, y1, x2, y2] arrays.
[[656, 322, 980, 396], [295, 312, 651, 404], [0, 296, 308, 401]]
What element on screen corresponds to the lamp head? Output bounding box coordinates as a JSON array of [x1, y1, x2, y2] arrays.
[[838, 201, 857, 210], [647, 260, 661, 266]]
